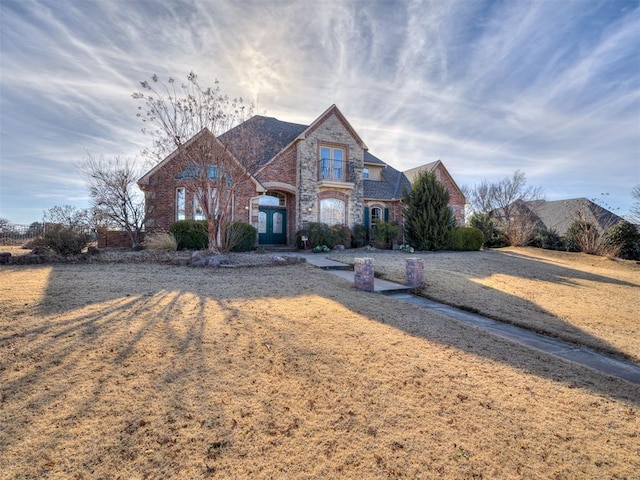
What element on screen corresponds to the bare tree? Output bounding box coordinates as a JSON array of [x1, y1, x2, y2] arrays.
[[78, 155, 146, 249], [43, 204, 91, 231], [468, 170, 544, 246], [133, 72, 264, 252]]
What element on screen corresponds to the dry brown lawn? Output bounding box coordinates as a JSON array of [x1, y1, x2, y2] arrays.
[[329, 247, 640, 363], [1, 249, 639, 479]]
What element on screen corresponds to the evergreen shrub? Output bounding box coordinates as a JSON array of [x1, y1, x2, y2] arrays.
[[449, 227, 484, 251], [169, 220, 208, 250]]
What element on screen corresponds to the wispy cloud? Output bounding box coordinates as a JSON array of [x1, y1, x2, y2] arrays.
[[1, 0, 638, 223]]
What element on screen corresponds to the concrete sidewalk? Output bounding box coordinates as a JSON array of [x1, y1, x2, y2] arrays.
[[299, 253, 640, 385]]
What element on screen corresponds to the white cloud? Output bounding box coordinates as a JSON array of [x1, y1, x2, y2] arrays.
[[1, 0, 638, 223]]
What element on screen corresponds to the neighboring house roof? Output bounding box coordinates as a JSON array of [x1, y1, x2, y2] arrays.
[[526, 198, 623, 235]]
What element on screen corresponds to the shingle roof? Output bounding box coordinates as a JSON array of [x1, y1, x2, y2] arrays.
[[526, 198, 623, 235], [364, 165, 411, 200], [364, 151, 386, 165], [222, 114, 408, 200], [220, 115, 307, 166], [402, 161, 440, 184]]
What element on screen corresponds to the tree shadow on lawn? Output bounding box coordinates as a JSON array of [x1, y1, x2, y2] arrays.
[[5, 262, 637, 393], [1, 261, 639, 476], [334, 249, 639, 363]]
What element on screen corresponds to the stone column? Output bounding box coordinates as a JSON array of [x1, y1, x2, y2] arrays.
[[354, 257, 374, 292], [405, 258, 424, 290]]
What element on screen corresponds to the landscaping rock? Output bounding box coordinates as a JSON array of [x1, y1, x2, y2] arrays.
[[190, 251, 207, 267], [0, 252, 11, 265], [208, 255, 230, 267]]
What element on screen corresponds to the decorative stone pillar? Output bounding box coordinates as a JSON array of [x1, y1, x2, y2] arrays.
[[405, 258, 424, 290], [354, 257, 374, 292]]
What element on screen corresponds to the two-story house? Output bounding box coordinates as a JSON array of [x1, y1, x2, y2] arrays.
[[138, 105, 465, 247]]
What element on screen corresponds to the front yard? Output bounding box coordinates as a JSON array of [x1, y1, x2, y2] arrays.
[[0, 254, 638, 479]]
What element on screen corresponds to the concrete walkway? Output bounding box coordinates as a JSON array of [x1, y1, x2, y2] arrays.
[[298, 253, 640, 385]]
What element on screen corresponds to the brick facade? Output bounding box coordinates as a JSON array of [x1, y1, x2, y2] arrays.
[[137, 105, 466, 248]]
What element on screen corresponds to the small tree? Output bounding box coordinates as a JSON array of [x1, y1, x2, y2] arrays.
[[78, 155, 146, 249], [43, 204, 91, 231], [133, 72, 265, 252], [404, 171, 454, 251]]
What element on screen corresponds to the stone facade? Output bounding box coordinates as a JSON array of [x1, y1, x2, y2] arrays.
[[295, 111, 365, 231]]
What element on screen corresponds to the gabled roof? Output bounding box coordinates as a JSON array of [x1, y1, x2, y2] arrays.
[[138, 128, 215, 186], [302, 104, 368, 151], [402, 161, 440, 183], [137, 127, 265, 191], [403, 160, 466, 203], [526, 198, 623, 235]]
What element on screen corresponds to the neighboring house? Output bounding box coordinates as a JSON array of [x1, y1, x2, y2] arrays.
[[524, 198, 624, 236], [138, 104, 465, 247]]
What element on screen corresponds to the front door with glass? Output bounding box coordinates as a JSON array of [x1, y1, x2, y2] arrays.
[[258, 208, 287, 245]]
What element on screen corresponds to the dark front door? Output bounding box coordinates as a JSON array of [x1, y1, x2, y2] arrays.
[[258, 208, 287, 245]]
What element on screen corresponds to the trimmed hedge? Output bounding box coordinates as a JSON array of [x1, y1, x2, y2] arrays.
[[449, 227, 484, 251], [169, 220, 208, 250]]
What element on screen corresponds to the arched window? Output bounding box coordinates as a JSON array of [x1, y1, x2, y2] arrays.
[[258, 191, 285, 206], [371, 207, 382, 225], [320, 198, 345, 225]]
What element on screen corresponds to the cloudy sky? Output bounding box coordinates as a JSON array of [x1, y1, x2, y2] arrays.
[[1, 0, 638, 224]]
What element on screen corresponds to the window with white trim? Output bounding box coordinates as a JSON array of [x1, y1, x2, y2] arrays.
[[320, 198, 345, 225]]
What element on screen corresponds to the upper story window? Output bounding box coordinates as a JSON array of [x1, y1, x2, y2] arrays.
[[319, 146, 345, 181], [363, 168, 369, 179]]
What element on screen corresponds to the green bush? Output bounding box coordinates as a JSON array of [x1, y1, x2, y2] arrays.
[[225, 221, 256, 252], [329, 224, 351, 248], [469, 212, 507, 248], [600, 221, 640, 260], [296, 223, 352, 249], [371, 220, 401, 249], [529, 227, 565, 251], [449, 227, 484, 251], [351, 223, 367, 248], [169, 220, 208, 250]]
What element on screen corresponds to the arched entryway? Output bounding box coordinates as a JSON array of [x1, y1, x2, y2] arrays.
[[257, 192, 287, 245]]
